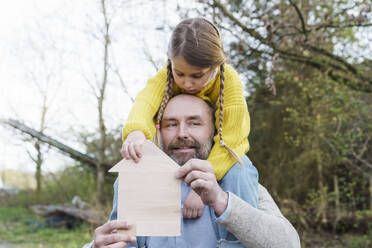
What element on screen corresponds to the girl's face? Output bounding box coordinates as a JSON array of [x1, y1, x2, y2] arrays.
[[171, 56, 216, 94]]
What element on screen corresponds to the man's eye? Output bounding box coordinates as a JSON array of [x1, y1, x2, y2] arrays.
[[191, 122, 200, 126], [166, 123, 177, 127]]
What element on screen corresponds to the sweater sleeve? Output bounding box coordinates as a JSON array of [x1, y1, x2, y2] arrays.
[[219, 184, 301, 248], [122, 65, 168, 141], [208, 65, 250, 180]]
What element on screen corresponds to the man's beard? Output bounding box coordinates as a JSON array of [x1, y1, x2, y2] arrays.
[[165, 137, 213, 166]]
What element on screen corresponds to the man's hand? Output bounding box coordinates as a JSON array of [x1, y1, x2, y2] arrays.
[[121, 130, 146, 163], [93, 220, 136, 248], [175, 159, 228, 216]]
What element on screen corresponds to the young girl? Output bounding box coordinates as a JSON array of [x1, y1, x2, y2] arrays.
[[121, 18, 258, 219]]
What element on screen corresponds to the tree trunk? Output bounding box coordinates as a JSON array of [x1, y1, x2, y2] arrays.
[[96, 164, 105, 205], [332, 174, 340, 233], [316, 116, 328, 226], [317, 151, 328, 226], [95, 0, 110, 206], [35, 142, 42, 194], [370, 176, 372, 211]]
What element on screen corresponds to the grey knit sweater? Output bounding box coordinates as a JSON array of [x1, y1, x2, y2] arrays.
[[220, 184, 301, 248]]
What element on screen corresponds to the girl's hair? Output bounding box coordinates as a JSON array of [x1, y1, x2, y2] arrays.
[[155, 18, 243, 165]]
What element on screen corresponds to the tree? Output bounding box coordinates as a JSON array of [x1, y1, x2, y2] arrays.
[[5, 17, 66, 194], [201, 0, 372, 92], [190, 0, 372, 228]]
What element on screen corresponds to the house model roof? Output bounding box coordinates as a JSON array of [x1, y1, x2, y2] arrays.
[[109, 140, 180, 173]]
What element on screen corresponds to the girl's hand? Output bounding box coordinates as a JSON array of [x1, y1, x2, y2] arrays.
[[183, 189, 204, 219], [121, 130, 146, 163]]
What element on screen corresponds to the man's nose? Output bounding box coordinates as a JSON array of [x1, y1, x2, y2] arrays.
[[177, 122, 189, 138]]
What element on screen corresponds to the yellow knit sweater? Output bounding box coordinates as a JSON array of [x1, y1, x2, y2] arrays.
[[122, 64, 250, 180]]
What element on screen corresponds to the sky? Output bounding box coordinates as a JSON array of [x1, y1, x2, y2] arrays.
[[0, 0, 190, 175], [1, 0, 371, 177]]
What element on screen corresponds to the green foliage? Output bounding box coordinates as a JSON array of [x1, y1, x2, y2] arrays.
[[78, 126, 123, 167], [2, 165, 115, 208], [0, 206, 93, 247], [200, 0, 372, 92], [217, 0, 372, 232], [243, 30, 372, 231], [346, 232, 372, 248]]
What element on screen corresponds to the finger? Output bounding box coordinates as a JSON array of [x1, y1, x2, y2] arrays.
[[191, 209, 198, 218], [134, 143, 142, 158], [182, 207, 188, 218], [184, 170, 211, 186], [104, 241, 129, 248], [122, 143, 130, 159], [183, 208, 192, 219], [190, 178, 212, 192], [175, 159, 213, 179], [95, 220, 131, 235], [187, 209, 193, 218], [197, 207, 203, 217], [128, 144, 139, 162], [120, 143, 126, 159], [95, 235, 129, 247], [98, 233, 136, 246]]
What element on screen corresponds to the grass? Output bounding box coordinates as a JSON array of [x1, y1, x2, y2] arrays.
[[1, 206, 371, 248], [300, 230, 372, 248], [0, 206, 94, 248]]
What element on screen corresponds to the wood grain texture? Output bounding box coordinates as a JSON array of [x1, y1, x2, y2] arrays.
[[110, 140, 181, 236]]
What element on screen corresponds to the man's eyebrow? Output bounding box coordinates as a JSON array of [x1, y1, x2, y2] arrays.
[[187, 115, 203, 121], [162, 115, 203, 121], [162, 117, 177, 122]]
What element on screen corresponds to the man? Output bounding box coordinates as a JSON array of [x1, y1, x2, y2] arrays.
[[90, 95, 300, 248]]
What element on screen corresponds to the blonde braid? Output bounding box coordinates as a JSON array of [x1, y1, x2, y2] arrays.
[[218, 64, 225, 146], [218, 64, 243, 166], [155, 59, 174, 146]]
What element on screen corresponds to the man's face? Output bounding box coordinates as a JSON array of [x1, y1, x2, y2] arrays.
[[161, 95, 215, 165]]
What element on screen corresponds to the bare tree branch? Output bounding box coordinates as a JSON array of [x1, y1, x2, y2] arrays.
[[2, 119, 104, 170], [212, 0, 267, 44], [211, 0, 372, 92], [321, 136, 371, 179], [315, 22, 372, 31], [289, 0, 308, 37], [305, 44, 357, 74]]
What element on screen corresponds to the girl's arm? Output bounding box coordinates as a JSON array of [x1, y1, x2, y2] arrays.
[[122, 65, 168, 141]]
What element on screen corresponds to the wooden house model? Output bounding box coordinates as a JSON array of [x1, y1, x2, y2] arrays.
[[109, 140, 181, 236]]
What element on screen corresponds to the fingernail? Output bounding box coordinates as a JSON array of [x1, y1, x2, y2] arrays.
[[131, 236, 136, 242]]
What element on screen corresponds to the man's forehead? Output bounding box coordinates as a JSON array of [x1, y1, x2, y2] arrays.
[[162, 95, 212, 121], [163, 105, 208, 120]]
